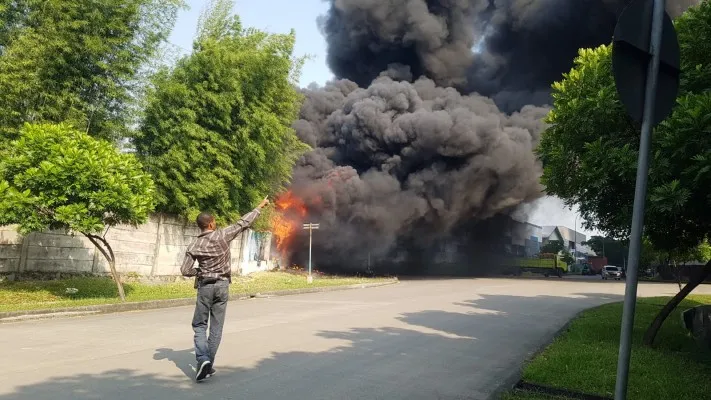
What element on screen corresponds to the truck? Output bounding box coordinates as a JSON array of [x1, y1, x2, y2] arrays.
[[587, 256, 608, 274], [502, 253, 568, 278]]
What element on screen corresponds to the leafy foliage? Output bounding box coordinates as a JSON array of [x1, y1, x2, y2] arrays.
[[649, 240, 711, 267], [0, 123, 155, 234], [540, 240, 565, 255], [676, 0, 711, 93], [134, 2, 308, 225], [0, 0, 183, 142], [584, 236, 629, 266], [692, 240, 711, 263], [538, 1, 711, 253], [251, 203, 277, 233], [561, 251, 575, 266]]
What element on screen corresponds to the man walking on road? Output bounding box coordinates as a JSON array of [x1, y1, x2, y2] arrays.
[[180, 197, 270, 382]]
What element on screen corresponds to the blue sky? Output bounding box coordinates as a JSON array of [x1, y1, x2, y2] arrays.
[[168, 0, 333, 87]]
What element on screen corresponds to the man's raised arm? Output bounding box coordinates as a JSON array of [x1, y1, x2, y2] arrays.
[[222, 197, 270, 242]]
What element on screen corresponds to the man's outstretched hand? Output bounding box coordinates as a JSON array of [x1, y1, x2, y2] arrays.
[[258, 196, 270, 209]]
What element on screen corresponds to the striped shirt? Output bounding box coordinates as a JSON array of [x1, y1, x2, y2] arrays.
[[180, 208, 261, 287]]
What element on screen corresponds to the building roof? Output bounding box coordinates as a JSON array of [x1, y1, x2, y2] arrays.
[[541, 226, 556, 238], [511, 218, 542, 229], [542, 225, 586, 244]]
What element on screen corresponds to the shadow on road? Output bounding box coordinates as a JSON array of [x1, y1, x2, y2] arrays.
[[153, 348, 195, 379], [0, 292, 626, 400]]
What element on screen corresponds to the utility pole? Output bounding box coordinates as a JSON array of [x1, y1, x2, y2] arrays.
[[302, 223, 319, 283], [574, 213, 578, 257]]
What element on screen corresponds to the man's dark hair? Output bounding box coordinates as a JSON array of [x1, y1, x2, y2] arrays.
[[196, 212, 215, 230]]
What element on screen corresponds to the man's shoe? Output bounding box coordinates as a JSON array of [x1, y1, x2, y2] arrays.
[[196, 360, 212, 382], [208, 367, 216, 376]]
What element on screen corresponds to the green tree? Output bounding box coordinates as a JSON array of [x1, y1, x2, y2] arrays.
[[537, 1, 711, 346], [561, 250, 575, 266], [134, 0, 308, 225], [583, 236, 630, 266], [0, 123, 156, 301], [540, 240, 565, 255], [0, 0, 183, 142], [689, 240, 711, 264], [652, 240, 711, 289]]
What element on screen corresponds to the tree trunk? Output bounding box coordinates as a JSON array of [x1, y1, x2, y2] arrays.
[[83, 232, 126, 302], [643, 259, 711, 347]]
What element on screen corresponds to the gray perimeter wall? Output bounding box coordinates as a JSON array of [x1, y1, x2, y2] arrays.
[[0, 214, 275, 277]]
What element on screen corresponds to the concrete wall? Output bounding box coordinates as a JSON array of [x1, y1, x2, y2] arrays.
[[0, 214, 274, 277], [0, 228, 22, 272]]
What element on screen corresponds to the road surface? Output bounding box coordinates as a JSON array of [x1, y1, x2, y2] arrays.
[[0, 278, 706, 400]]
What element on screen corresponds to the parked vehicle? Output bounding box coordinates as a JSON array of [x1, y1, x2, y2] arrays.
[[581, 264, 595, 275], [602, 265, 623, 280], [587, 257, 608, 274], [504, 253, 568, 278]]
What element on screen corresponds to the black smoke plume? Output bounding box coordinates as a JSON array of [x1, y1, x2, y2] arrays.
[[319, 0, 699, 112], [288, 75, 547, 273], [283, 0, 700, 274]]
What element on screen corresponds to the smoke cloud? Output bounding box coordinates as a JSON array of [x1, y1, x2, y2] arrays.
[[318, 0, 484, 89], [284, 0, 701, 274], [320, 0, 699, 112], [289, 75, 547, 271], [468, 0, 699, 111]]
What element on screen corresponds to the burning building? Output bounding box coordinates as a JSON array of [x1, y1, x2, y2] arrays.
[[271, 0, 701, 275]]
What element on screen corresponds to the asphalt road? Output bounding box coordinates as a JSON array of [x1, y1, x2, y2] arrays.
[[1, 278, 707, 400]]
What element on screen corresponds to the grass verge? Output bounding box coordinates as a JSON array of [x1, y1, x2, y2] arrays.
[[502, 295, 711, 400], [0, 272, 393, 313], [501, 392, 568, 400]]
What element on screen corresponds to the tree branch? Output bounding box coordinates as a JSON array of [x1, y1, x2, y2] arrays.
[[83, 231, 125, 301], [99, 228, 115, 263], [643, 259, 711, 347], [83, 232, 114, 265]]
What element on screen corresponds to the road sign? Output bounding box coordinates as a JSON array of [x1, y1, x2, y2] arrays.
[[612, 0, 680, 126], [611, 1, 680, 399]]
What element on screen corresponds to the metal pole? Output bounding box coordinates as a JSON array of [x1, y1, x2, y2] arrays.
[[574, 213, 578, 253], [574, 213, 579, 263], [614, 0, 665, 398], [308, 225, 312, 278]]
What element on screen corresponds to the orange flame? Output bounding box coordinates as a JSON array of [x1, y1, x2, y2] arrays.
[[271, 191, 307, 252], [275, 191, 307, 217]]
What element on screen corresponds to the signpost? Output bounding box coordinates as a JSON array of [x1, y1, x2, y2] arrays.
[[610, 0, 680, 399], [302, 223, 319, 283]]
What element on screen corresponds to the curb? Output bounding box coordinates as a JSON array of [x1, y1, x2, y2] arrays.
[[513, 381, 612, 400], [0, 279, 399, 323], [486, 308, 586, 400]]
